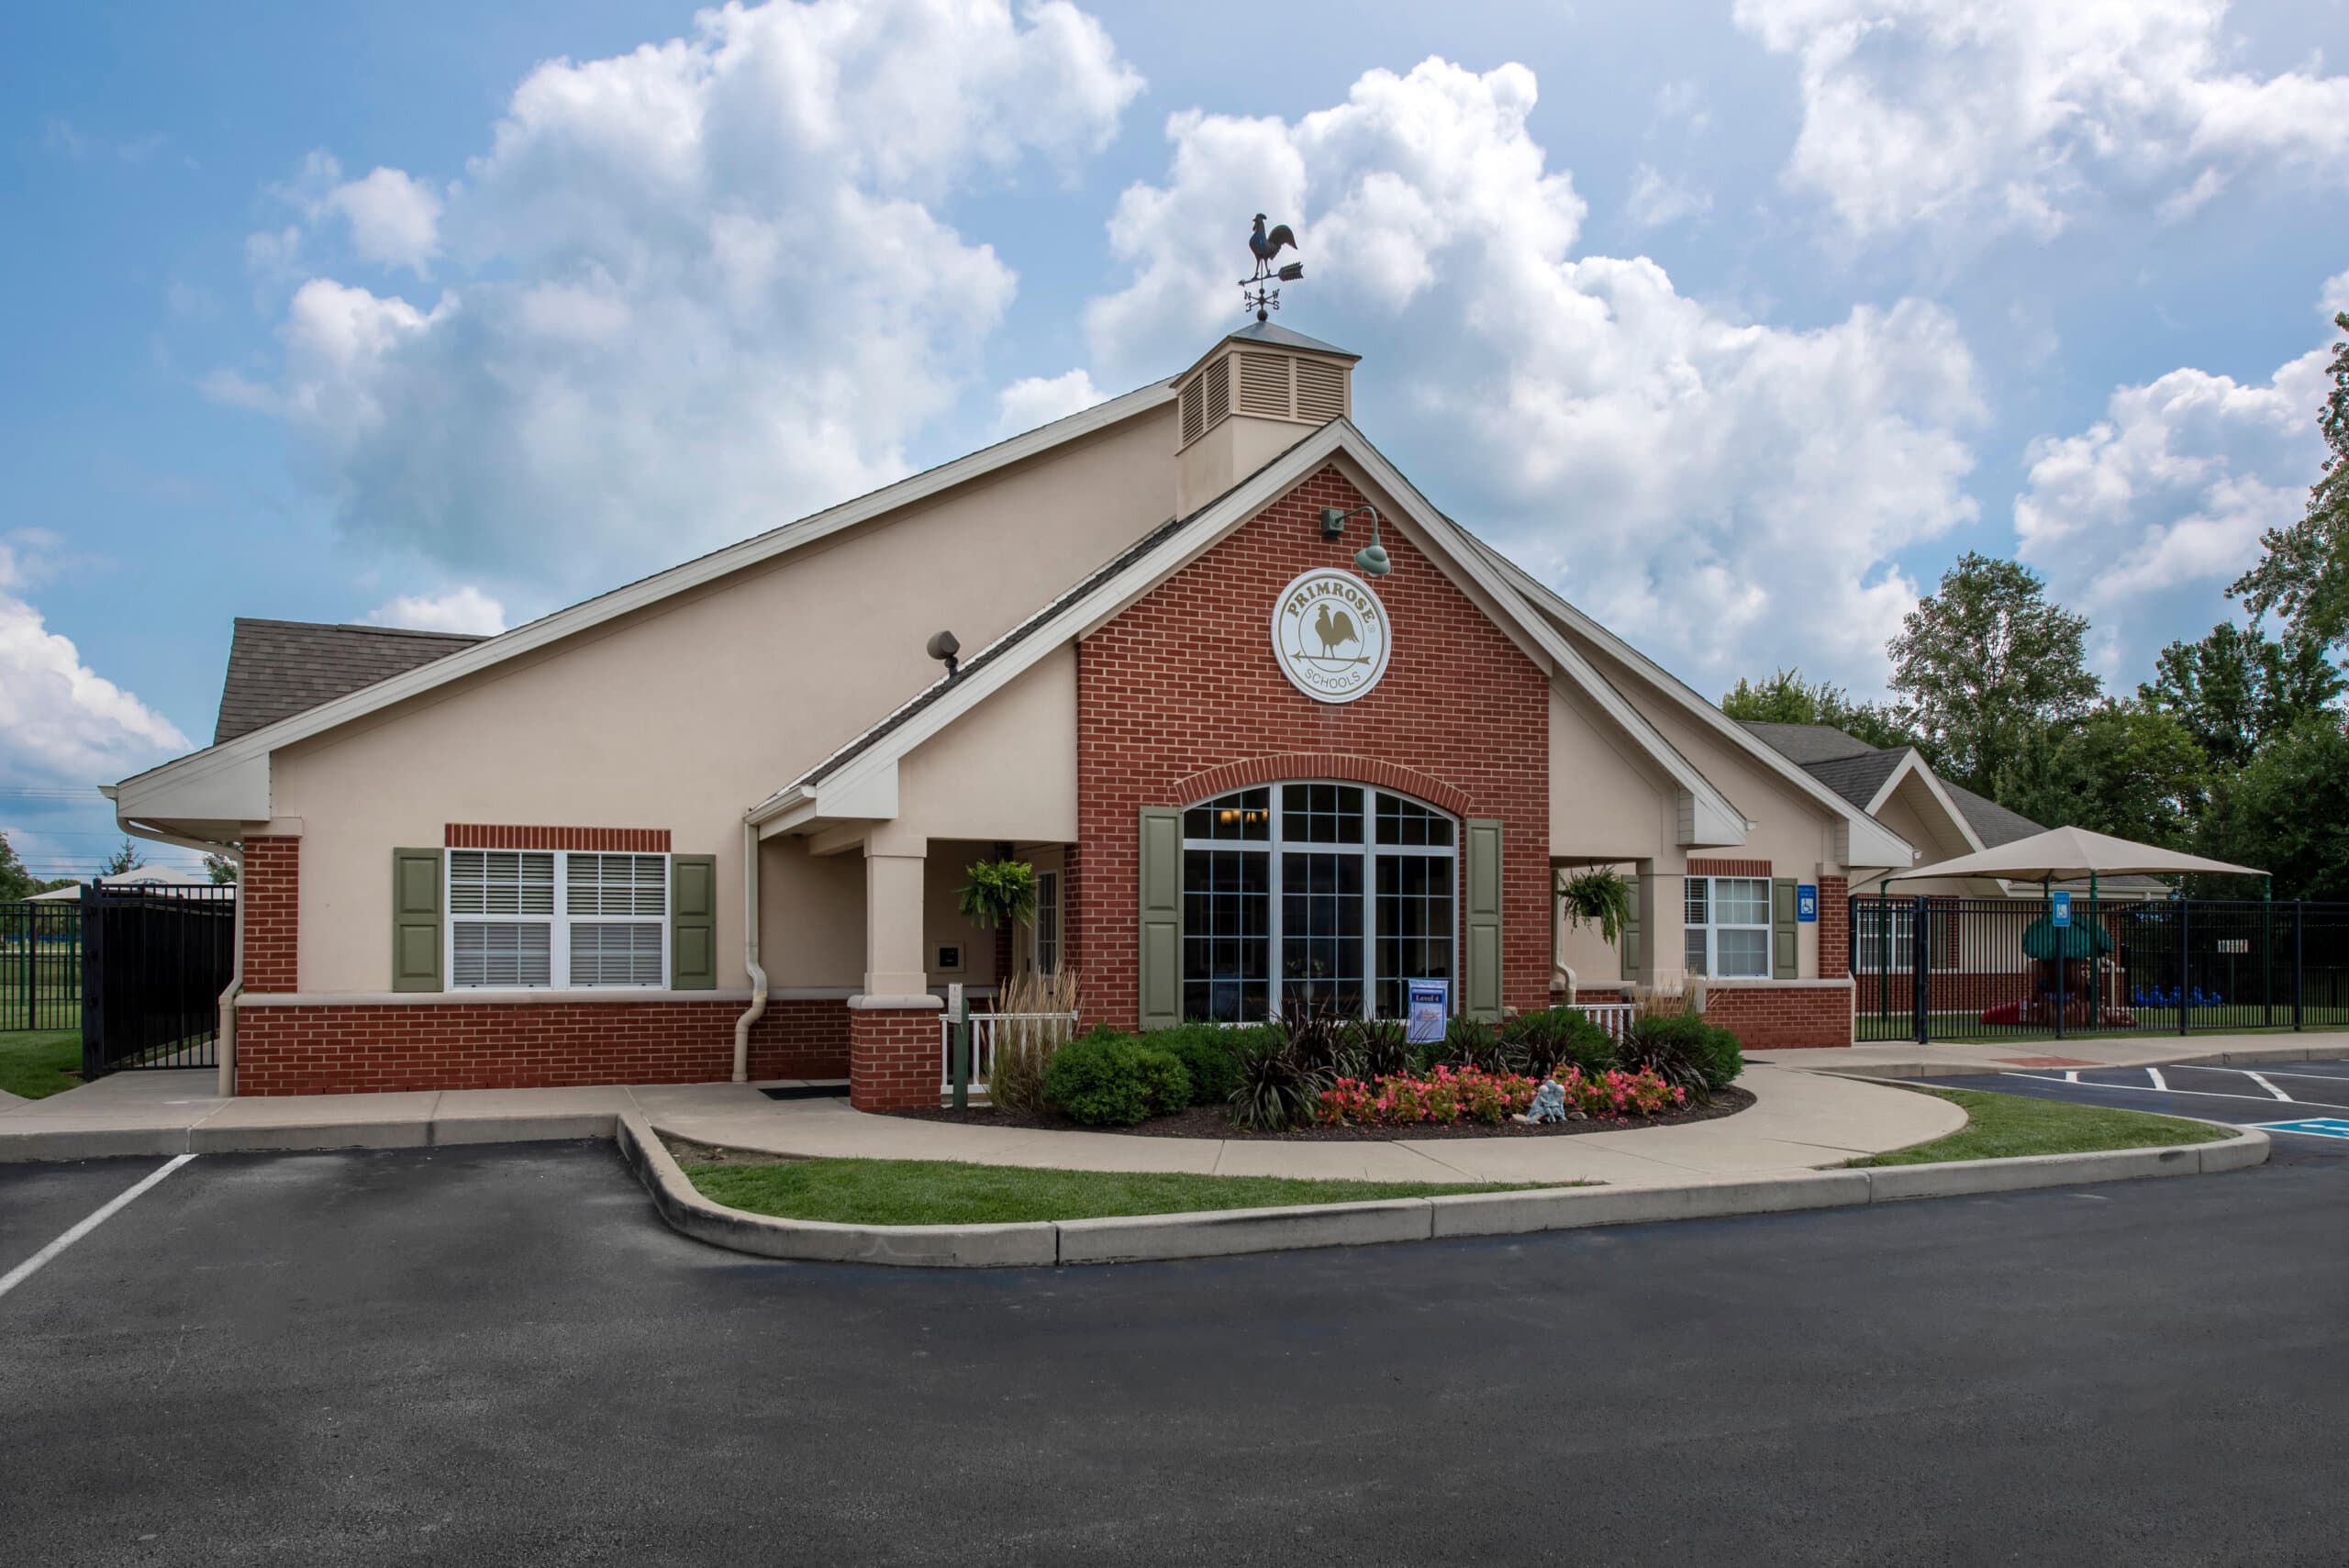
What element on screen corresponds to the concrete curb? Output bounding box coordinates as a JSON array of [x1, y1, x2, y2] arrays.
[[1790, 1041, 2345, 1080], [0, 1111, 620, 1163], [615, 1112, 2269, 1270]]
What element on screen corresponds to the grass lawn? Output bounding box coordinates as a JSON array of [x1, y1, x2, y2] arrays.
[[1850, 1087, 2232, 1167], [0, 1030, 82, 1100], [682, 1156, 1565, 1227]]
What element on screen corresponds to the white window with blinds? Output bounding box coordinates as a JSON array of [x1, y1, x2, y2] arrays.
[[446, 850, 668, 990], [1683, 875, 1771, 979]]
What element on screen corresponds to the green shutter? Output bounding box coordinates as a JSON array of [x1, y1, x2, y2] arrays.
[[1138, 807, 1183, 1029], [1773, 877, 1798, 979], [1464, 818, 1503, 1021], [1620, 875, 1642, 980], [671, 853, 718, 990], [391, 848, 442, 993]]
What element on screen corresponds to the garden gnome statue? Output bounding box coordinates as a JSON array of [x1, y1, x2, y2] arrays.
[[1522, 1077, 1568, 1125]]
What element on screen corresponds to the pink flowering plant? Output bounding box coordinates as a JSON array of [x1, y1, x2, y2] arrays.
[[1312, 1062, 1686, 1128]]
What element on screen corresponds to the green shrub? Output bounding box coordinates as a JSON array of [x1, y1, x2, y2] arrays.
[[1341, 1017, 1412, 1081], [1619, 1014, 1742, 1100], [1230, 1028, 1328, 1132], [1139, 1023, 1265, 1106], [1499, 1007, 1616, 1077], [1042, 1029, 1190, 1127], [1442, 1014, 1508, 1073]]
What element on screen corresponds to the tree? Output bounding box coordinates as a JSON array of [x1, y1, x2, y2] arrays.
[[1720, 667, 1922, 753], [2140, 620, 2343, 770], [98, 837, 146, 878], [1887, 552, 2101, 797], [2198, 713, 2349, 899], [2001, 702, 2209, 848], [2232, 310, 2349, 650], [0, 831, 37, 903], [205, 853, 239, 885]]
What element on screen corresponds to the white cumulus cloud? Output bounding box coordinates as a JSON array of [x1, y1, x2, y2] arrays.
[[324, 166, 443, 274], [994, 368, 1108, 436], [365, 586, 507, 636], [219, 0, 1143, 595], [1083, 56, 1982, 695], [2015, 274, 2345, 680], [0, 539, 190, 788], [1734, 0, 2349, 241]]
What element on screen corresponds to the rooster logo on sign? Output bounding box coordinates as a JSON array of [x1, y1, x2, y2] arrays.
[[1312, 602, 1357, 659]]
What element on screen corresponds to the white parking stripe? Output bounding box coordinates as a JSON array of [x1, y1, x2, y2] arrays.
[[2241, 1071, 2292, 1102], [0, 1155, 195, 1304], [1995, 1073, 2349, 1113], [2147, 1067, 2167, 1092]]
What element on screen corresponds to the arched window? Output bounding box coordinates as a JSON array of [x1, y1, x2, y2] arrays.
[[1179, 783, 1457, 1022]]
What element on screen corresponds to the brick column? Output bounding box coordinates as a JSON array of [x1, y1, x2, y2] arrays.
[[1818, 875, 1850, 980], [847, 1001, 943, 1111], [240, 836, 300, 993]]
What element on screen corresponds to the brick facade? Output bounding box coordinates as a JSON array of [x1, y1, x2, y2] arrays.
[[445, 825, 671, 851], [847, 1006, 941, 1112], [233, 996, 848, 1096], [1072, 464, 1551, 1030], [240, 837, 300, 994], [1817, 875, 1849, 981], [1702, 982, 1853, 1050], [1687, 858, 1771, 878]]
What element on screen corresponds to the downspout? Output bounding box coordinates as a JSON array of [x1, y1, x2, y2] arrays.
[[218, 859, 244, 1097], [732, 818, 767, 1084]]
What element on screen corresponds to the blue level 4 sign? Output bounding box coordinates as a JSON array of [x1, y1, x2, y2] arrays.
[[2250, 1118, 2349, 1140], [2051, 891, 2071, 927], [1797, 884, 1818, 923]]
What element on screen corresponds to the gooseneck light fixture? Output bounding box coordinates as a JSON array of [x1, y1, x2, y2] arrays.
[[1319, 505, 1392, 578]]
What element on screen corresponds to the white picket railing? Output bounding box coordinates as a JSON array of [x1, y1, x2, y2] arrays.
[[1574, 1003, 1635, 1043], [940, 1011, 1082, 1097]]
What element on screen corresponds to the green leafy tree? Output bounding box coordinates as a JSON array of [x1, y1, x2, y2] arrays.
[[1887, 552, 2101, 797], [2232, 310, 2349, 650], [0, 831, 38, 903], [2001, 702, 2210, 848], [205, 853, 239, 885], [2197, 713, 2349, 898], [97, 837, 147, 878], [2140, 621, 2343, 770], [1720, 667, 1921, 753]]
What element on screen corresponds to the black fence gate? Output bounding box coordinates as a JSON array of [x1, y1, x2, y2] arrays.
[[81, 884, 236, 1076], [2, 899, 82, 1031], [1854, 893, 2349, 1044]]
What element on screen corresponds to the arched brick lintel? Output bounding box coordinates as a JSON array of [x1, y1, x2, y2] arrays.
[[1167, 752, 1474, 818]]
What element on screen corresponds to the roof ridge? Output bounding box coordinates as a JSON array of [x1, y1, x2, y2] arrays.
[[231, 617, 487, 641]]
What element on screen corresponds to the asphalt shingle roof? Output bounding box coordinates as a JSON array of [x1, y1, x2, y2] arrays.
[[215, 617, 483, 745], [1735, 721, 1882, 765], [1798, 748, 1910, 812]]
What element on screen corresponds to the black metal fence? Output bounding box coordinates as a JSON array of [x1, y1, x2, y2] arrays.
[[2, 899, 82, 1032], [1854, 893, 2349, 1043], [81, 884, 236, 1076]]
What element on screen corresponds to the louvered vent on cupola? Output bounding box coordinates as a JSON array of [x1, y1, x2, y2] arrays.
[[1174, 328, 1357, 453]]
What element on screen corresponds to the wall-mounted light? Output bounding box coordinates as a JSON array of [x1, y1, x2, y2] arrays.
[[926, 628, 962, 678], [1318, 505, 1392, 577]]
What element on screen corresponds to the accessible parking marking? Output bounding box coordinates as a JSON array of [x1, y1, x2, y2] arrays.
[[2247, 1118, 2349, 1140], [0, 1154, 196, 1303]]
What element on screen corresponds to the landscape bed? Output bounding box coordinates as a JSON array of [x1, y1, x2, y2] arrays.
[[891, 1085, 1754, 1140]]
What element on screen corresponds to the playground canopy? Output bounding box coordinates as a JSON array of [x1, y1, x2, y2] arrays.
[[1883, 825, 2265, 888]]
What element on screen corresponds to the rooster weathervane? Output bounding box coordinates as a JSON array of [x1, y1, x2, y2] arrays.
[[1241, 213, 1304, 322]]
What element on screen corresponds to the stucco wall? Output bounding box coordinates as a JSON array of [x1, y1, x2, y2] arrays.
[[267, 407, 1174, 995], [895, 648, 1078, 843], [1548, 689, 1675, 861]]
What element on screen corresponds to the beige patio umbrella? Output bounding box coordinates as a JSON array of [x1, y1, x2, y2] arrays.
[[1882, 825, 2265, 890]]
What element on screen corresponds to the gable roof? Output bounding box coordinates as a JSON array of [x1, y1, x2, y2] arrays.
[[108, 373, 1182, 825], [1939, 778, 2046, 850], [1736, 721, 1880, 766], [1220, 320, 1360, 360], [215, 618, 483, 744], [1798, 748, 1911, 811], [750, 419, 1750, 843]]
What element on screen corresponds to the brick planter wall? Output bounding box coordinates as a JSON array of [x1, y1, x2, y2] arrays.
[[848, 1006, 941, 1111], [240, 837, 301, 993], [1072, 463, 1551, 1029], [232, 996, 849, 1096], [1703, 981, 1853, 1050]]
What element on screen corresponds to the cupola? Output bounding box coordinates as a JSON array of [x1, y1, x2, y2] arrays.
[[1174, 322, 1360, 517]]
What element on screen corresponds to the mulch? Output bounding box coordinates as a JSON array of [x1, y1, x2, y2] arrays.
[[885, 1085, 1755, 1141]]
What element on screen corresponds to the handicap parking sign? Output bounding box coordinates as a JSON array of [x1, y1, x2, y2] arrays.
[[1797, 884, 1817, 923], [2251, 1118, 2349, 1140], [2051, 891, 2071, 927]]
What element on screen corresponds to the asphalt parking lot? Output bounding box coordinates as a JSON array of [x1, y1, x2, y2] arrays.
[[1939, 1058, 2349, 1163], [2, 1138, 2344, 1566]]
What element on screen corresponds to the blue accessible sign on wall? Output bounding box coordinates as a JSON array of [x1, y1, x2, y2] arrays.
[[2052, 891, 2071, 927], [1797, 884, 1818, 923]]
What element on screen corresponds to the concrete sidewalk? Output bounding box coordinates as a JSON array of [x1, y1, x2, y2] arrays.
[[0, 1064, 1965, 1182], [1752, 1029, 2349, 1081]]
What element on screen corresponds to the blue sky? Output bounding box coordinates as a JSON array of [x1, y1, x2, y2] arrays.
[[6, 0, 2346, 879]]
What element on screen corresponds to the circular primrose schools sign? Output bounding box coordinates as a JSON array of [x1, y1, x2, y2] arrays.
[[1271, 568, 1393, 703]]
